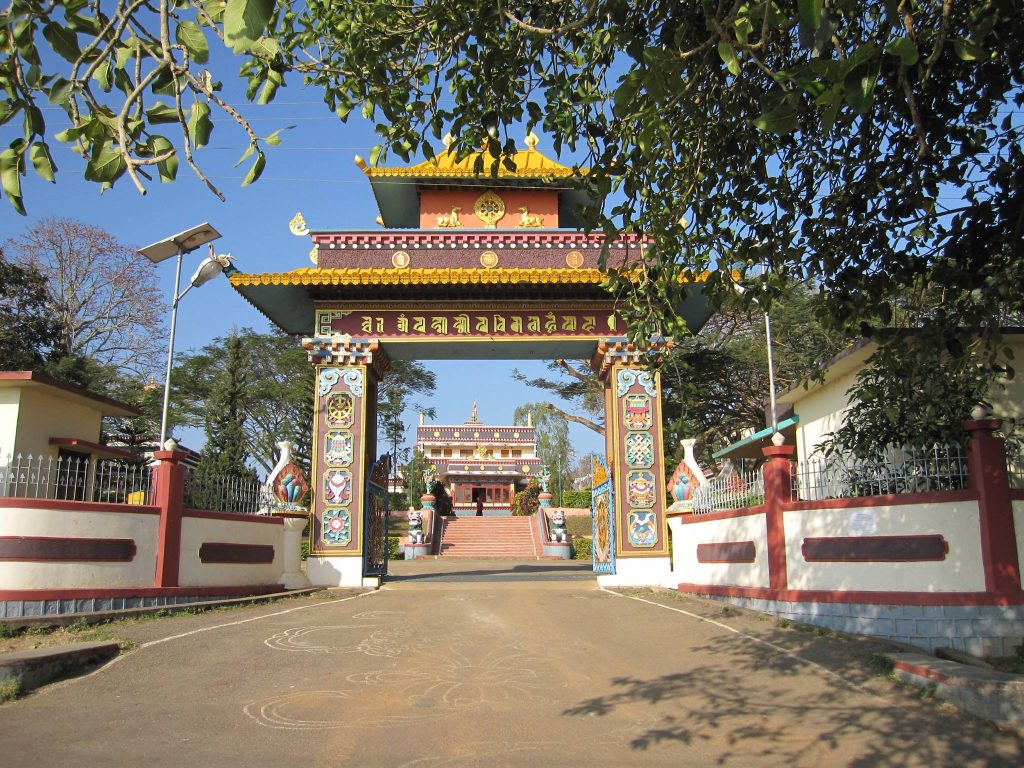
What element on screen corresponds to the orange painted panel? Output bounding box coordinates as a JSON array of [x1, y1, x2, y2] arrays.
[[419, 188, 560, 229]]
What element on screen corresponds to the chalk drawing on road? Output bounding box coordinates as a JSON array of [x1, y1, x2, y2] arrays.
[[242, 690, 354, 730], [350, 610, 402, 620], [243, 690, 440, 731], [264, 624, 411, 658], [345, 645, 542, 708]]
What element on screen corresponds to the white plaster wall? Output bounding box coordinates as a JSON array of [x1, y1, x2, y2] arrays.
[[178, 515, 283, 587], [307, 555, 365, 587], [784, 500, 985, 592], [14, 388, 103, 459], [989, 337, 1024, 424], [791, 368, 859, 465], [0, 389, 20, 457], [0, 505, 158, 589], [668, 514, 770, 589], [1014, 500, 1024, 576], [597, 556, 672, 587]]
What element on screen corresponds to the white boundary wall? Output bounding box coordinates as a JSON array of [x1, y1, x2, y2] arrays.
[[0, 504, 158, 589], [784, 500, 986, 593]]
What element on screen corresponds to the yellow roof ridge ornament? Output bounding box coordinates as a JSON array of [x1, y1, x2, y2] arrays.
[[289, 212, 309, 237], [524, 131, 539, 150]]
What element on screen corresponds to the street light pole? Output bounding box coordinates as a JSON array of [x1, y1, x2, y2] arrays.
[[137, 223, 224, 449], [159, 247, 186, 446]]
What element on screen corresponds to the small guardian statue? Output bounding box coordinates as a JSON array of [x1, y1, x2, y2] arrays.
[[408, 510, 426, 544], [549, 509, 569, 543]]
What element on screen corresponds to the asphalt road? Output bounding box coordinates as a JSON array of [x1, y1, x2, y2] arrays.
[[0, 559, 1020, 767]]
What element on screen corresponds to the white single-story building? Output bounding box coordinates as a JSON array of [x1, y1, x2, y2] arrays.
[[0, 370, 140, 463], [714, 333, 1024, 466]]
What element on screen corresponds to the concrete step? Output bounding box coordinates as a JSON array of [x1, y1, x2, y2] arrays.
[[439, 516, 537, 559]]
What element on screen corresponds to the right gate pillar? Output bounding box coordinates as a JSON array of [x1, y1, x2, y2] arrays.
[[592, 338, 674, 587]]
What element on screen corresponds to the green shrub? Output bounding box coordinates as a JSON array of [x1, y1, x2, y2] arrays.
[[561, 490, 592, 509], [513, 483, 541, 516], [388, 492, 408, 512], [300, 540, 310, 561], [572, 537, 593, 560], [387, 536, 401, 560]]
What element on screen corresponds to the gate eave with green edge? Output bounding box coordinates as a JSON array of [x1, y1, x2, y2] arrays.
[[591, 453, 616, 574], [363, 455, 391, 577]]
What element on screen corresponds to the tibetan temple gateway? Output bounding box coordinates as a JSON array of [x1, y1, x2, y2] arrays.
[[416, 405, 540, 515], [229, 133, 713, 587]]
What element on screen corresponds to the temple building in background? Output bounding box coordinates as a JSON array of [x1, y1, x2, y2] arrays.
[[415, 404, 540, 515]]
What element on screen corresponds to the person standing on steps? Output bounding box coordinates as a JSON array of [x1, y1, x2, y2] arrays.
[[476, 495, 484, 516]]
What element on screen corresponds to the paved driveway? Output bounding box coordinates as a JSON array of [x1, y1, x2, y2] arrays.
[[0, 560, 1020, 766]]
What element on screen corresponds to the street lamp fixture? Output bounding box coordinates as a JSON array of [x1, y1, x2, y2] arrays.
[[137, 223, 227, 448]]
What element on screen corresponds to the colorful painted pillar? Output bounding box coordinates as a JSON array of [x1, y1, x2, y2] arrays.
[[301, 336, 390, 586], [593, 339, 674, 586]]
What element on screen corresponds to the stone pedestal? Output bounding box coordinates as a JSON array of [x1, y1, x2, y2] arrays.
[[278, 515, 312, 589]]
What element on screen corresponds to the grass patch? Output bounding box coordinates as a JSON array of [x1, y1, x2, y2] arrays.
[[868, 653, 896, 677], [988, 655, 1024, 675], [565, 516, 591, 538], [0, 679, 20, 703]]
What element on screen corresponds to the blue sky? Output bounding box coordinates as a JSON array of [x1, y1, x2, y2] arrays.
[[0, 88, 605, 461]]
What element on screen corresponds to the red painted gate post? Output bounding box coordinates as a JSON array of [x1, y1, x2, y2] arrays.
[[762, 441, 796, 594], [152, 447, 187, 588], [963, 417, 1022, 595]]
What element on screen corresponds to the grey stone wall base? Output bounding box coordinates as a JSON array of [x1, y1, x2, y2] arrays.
[[1, 594, 237, 620], [890, 653, 1024, 736], [697, 594, 1024, 657], [0, 588, 323, 629]]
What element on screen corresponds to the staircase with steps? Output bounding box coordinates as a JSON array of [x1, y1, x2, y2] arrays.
[[438, 516, 538, 559]]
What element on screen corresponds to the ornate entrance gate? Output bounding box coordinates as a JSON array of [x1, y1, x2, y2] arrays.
[[591, 454, 616, 574], [230, 134, 714, 586], [363, 455, 390, 577]]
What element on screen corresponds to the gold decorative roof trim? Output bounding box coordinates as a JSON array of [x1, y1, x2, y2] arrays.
[[229, 267, 611, 287], [354, 148, 585, 180]]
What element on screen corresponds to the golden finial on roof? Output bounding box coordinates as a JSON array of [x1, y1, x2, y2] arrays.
[[354, 155, 368, 172], [309, 245, 318, 266], [471, 401, 478, 421], [375, 215, 384, 226], [525, 131, 539, 150], [442, 133, 455, 150], [289, 212, 309, 236]]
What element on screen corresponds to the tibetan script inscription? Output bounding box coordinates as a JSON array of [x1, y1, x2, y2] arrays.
[[319, 308, 619, 339]]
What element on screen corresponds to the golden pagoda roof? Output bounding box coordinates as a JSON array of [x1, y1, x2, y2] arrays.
[[354, 133, 585, 180], [229, 267, 608, 288]]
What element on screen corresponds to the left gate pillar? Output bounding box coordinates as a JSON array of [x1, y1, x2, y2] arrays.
[[593, 338, 674, 587], [302, 335, 390, 587]]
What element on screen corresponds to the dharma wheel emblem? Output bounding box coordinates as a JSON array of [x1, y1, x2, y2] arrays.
[[474, 190, 505, 229]]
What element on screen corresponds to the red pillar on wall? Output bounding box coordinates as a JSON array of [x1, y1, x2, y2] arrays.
[[964, 419, 1022, 595], [761, 444, 796, 593], [152, 449, 187, 588]]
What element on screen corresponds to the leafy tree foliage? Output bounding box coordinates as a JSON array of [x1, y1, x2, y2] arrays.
[[403, 447, 430, 511], [195, 330, 252, 477], [4, 218, 163, 375], [661, 283, 849, 465], [174, 327, 311, 473], [513, 360, 604, 435], [0, 250, 57, 371], [377, 359, 437, 478], [513, 402, 573, 498], [4, 3, 1020, 343]]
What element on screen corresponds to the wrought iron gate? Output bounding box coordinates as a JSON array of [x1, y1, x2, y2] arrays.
[[591, 453, 616, 574], [363, 455, 391, 577]]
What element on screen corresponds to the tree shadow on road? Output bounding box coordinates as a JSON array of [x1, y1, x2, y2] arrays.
[[561, 632, 1023, 766]]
